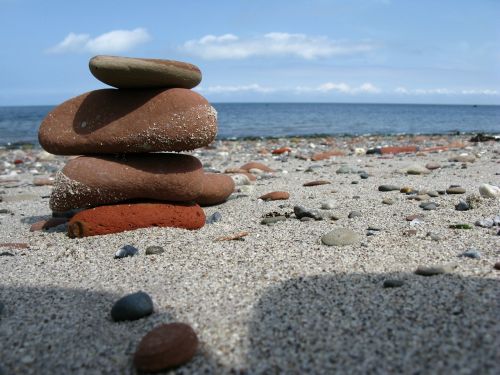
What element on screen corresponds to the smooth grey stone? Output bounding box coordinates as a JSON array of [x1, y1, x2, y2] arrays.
[[475, 219, 494, 228], [446, 186, 466, 194], [383, 279, 404, 288], [0, 252, 14, 256], [320, 200, 335, 210], [294, 205, 322, 220], [359, 172, 369, 179], [455, 200, 470, 211], [420, 202, 437, 210], [321, 228, 361, 246], [366, 230, 378, 236], [378, 185, 399, 192], [426, 232, 442, 241], [460, 249, 481, 259], [368, 226, 382, 231], [145, 246, 165, 255], [415, 264, 457, 276], [114, 245, 139, 259], [427, 190, 439, 197], [351, 180, 359, 185], [261, 216, 287, 225], [382, 197, 394, 205], [206, 211, 223, 224], [336, 165, 352, 174], [111, 291, 153, 322], [348, 211, 362, 219]]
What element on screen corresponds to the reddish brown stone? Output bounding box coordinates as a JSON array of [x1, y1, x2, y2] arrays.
[[33, 177, 54, 186], [38, 88, 217, 155], [196, 173, 235, 206], [271, 147, 292, 155], [134, 323, 198, 373], [380, 146, 417, 155], [50, 154, 204, 212], [89, 55, 202, 89], [425, 162, 441, 170], [259, 191, 290, 201], [311, 150, 345, 161], [239, 162, 274, 172], [30, 217, 68, 232], [303, 180, 331, 187], [67, 202, 205, 238]]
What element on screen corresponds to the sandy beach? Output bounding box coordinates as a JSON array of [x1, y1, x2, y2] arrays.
[[0, 134, 499, 374]]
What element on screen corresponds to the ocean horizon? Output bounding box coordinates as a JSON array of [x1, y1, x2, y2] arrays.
[[1, 102, 499, 146]]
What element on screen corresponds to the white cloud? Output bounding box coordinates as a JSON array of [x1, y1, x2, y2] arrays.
[[183, 32, 376, 60], [196, 84, 275, 94], [48, 28, 150, 54], [296, 82, 381, 94], [394, 87, 499, 95]]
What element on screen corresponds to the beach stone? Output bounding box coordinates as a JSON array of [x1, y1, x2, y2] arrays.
[[378, 184, 399, 192], [455, 200, 470, 211], [311, 150, 344, 161], [383, 279, 404, 288], [294, 205, 322, 220], [68, 203, 205, 238], [320, 200, 335, 210], [415, 264, 456, 276], [420, 202, 437, 211], [272, 146, 291, 155], [89, 55, 202, 89], [348, 210, 362, 218], [196, 173, 234, 206], [321, 228, 361, 246], [425, 162, 441, 170], [0, 252, 14, 256], [261, 216, 287, 225], [114, 245, 139, 259], [230, 174, 252, 186], [134, 323, 198, 372], [240, 162, 273, 172], [475, 218, 494, 228], [336, 165, 354, 174], [449, 155, 476, 163], [427, 190, 439, 198], [382, 198, 394, 205], [406, 214, 424, 221], [33, 177, 54, 186], [446, 186, 466, 194], [460, 249, 481, 259], [426, 232, 442, 241], [50, 154, 204, 212], [479, 183, 500, 199], [405, 164, 431, 175], [145, 246, 165, 255], [303, 180, 330, 187], [206, 211, 222, 224], [38, 88, 217, 154], [29, 217, 68, 232], [400, 187, 413, 194], [238, 185, 254, 194], [111, 291, 154, 322], [259, 191, 290, 201], [359, 172, 369, 179]]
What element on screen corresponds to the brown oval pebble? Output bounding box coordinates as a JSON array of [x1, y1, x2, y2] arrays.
[[446, 186, 466, 194], [68, 202, 205, 238], [311, 150, 345, 161], [89, 55, 202, 89], [303, 180, 331, 187], [239, 162, 274, 172], [32, 177, 54, 186], [196, 173, 235, 206], [30, 217, 68, 232], [259, 191, 290, 201], [50, 154, 204, 212], [271, 147, 291, 155], [134, 323, 198, 373], [38, 88, 217, 154]]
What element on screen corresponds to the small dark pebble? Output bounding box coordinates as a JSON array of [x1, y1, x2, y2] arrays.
[[359, 172, 369, 179], [455, 200, 470, 211], [145, 246, 165, 255], [111, 291, 154, 322], [494, 262, 500, 270], [115, 245, 139, 259], [0, 252, 14, 256], [206, 211, 222, 224], [378, 184, 400, 192], [348, 211, 362, 219], [460, 249, 481, 259], [0, 209, 10, 214], [420, 202, 438, 211], [383, 279, 404, 288], [351, 181, 359, 184]]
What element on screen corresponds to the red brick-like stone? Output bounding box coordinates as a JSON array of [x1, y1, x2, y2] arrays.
[[67, 203, 205, 238], [271, 147, 292, 155], [196, 173, 235, 206], [50, 154, 204, 212], [303, 180, 331, 187], [38, 88, 217, 154], [134, 323, 198, 373], [259, 191, 290, 201], [239, 162, 274, 172]]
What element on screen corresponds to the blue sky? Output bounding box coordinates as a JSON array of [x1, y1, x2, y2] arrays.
[[0, 0, 499, 105]]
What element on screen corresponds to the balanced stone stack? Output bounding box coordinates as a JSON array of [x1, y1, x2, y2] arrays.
[[38, 55, 234, 237]]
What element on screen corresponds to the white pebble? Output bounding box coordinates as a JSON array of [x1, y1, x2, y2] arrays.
[[479, 183, 500, 199]]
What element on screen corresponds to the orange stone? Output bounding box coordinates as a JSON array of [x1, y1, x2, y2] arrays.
[[196, 173, 235, 206], [271, 147, 292, 155], [67, 202, 205, 238], [303, 180, 331, 187], [239, 162, 274, 172], [259, 191, 290, 201]]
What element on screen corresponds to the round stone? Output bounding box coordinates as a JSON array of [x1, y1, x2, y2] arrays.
[[115, 245, 139, 259], [378, 184, 399, 192], [89, 55, 202, 89], [446, 186, 466, 194], [145, 246, 165, 255], [415, 264, 456, 276], [39, 88, 217, 155], [321, 228, 361, 246], [111, 291, 154, 322], [134, 323, 198, 372]]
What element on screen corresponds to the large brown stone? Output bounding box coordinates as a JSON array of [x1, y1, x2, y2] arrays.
[[134, 323, 198, 373], [68, 203, 205, 238], [38, 88, 217, 154], [89, 55, 202, 89], [50, 154, 204, 212], [196, 173, 235, 206]]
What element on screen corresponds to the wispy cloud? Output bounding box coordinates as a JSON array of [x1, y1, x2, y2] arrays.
[[47, 28, 150, 54], [197, 84, 275, 94], [395, 87, 499, 95], [183, 32, 376, 60], [296, 82, 381, 94]]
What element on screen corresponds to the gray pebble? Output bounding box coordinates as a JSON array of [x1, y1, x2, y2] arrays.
[[446, 186, 466, 194], [111, 291, 153, 322], [426, 232, 442, 241], [368, 226, 382, 231], [336, 165, 353, 174], [145, 246, 165, 255], [475, 218, 494, 228], [382, 197, 394, 205], [420, 202, 438, 211], [0, 252, 14, 256], [359, 172, 369, 179], [321, 228, 361, 246], [415, 264, 457, 276], [114, 245, 139, 259], [460, 249, 481, 259], [455, 200, 470, 211], [206, 211, 223, 224], [320, 200, 335, 210], [300, 217, 315, 222], [351, 180, 359, 185], [294, 205, 322, 220], [383, 279, 404, 288], [378, 184, 399, 192], [427, 190, 440, 198], [348, 211, 362, 219]]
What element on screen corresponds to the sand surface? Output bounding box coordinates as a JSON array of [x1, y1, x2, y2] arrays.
[[0, 134, 499, 374]]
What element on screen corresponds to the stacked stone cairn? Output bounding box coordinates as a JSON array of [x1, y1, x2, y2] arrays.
[[38, 55, 234, 238]]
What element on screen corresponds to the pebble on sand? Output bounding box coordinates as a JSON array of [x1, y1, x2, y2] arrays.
[[114, 245, 139, 259], [415, 264, 457, 276], [321, 228, 361, 246], [259, 191, 290, 201], [111, 291, 154, 322]]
